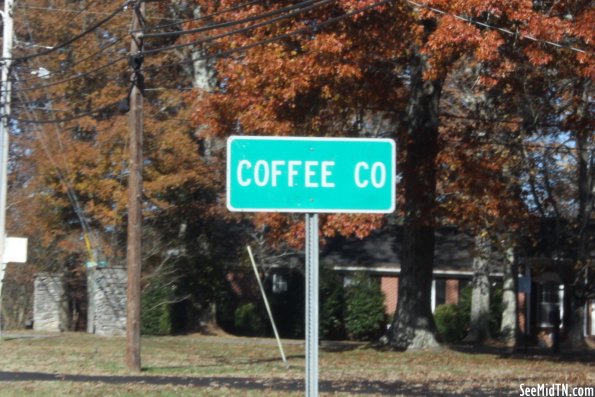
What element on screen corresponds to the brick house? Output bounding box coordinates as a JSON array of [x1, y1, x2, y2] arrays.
[[226, 223, 594, 344], [321, 225, 594, 345], [322, 227, 487, 315]]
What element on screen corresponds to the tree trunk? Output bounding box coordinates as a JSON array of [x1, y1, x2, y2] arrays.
[[388, 44, 442, 351], [499, 242, 517, 346], [465, 232, 491, 344], [565, 80, 592, 349]]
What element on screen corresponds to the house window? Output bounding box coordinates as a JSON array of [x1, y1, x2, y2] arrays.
[[272, 273, 288, 294], [539, 283, 563, 328]]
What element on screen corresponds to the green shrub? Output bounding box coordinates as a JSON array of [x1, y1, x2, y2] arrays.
[[319, 267, 346, 340], [141, 284, 172, 336], [434, 304, 467, 343], [234, 303, 266, 336], [344, 273, 386, 341]]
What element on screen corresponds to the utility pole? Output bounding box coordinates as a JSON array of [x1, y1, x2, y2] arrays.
[[0, 0, 14, 337], [126, 0, 144, 371]]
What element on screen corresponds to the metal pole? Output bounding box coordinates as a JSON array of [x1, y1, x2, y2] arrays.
[[246, 245, 289, 369], [126, 0, 144, 372], [0, 0, 14, 338], [305, 213, 319, 396]]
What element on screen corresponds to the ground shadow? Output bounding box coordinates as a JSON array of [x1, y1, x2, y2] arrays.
[[449, 342, 595, 365], [320, 340, 366, 352], [0, 370, 517, 396], [145, 353, 306, 373]]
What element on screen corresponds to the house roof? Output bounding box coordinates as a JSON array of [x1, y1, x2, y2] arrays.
[[322, 227, 476, 276]]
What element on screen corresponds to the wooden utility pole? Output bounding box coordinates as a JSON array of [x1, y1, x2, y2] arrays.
[[126, 0, 145, 372]]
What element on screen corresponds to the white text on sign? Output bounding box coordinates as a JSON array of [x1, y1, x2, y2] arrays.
[[236, 159, 387, 189]]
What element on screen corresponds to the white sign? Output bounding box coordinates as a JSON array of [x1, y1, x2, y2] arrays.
[[4, 237, 28, 263]]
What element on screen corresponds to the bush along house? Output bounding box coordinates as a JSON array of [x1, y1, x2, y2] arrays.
[[323, 226, 487, 318], [322, 223, 594, 347]]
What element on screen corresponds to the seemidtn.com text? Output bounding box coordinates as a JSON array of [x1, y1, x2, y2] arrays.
[[520, 384, 595, 397]]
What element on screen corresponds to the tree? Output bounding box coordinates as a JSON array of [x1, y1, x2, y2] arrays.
[[188, 0, 592, 350], [464, 231, 492, 344], [6, 0, 592, 350], [6, 0, 229, 329]]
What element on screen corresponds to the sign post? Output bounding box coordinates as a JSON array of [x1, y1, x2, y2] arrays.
[[305, 213, 319, 396], [227, 136, 396, 396]]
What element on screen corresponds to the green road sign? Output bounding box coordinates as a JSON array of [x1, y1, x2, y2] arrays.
[[226, 136, 396, 213]]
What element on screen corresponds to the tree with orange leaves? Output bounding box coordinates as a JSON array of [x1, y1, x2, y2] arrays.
[[188, 0, 592, 349]]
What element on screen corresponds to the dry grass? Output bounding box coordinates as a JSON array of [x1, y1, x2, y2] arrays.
[[0, 332, 593, 396]]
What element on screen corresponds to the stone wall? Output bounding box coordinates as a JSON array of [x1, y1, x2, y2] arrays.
[[87, 267, 127, 336], [33, 273, 67, 332]]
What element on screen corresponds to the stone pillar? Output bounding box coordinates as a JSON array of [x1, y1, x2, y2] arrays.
[[87, 267, 127, 336], [33, 273, 67, 332]]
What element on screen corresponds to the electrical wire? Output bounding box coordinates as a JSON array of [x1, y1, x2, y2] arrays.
[[15, 3, 113, 16], [142, 0, 262, 32], [6, 0, 353, 93], [5, 55, 127, 93], [14, 34, 127, 83], [440, 112, 562, 129], [13, 85, 98, 251], [18, 2, 97, 189], [440, 136, 594, 153], [141, 0, 379, 60], [405, 0, 592, 55], [7, 99, 125, 124], [38, 0, 101, 40], [142, 0, 333, 56], [142, 0, 329, 39], [9, 86, 103, 109], [4, 0, 258, 98], [9, 0, 343, 93], [6, 0, 131, 62]]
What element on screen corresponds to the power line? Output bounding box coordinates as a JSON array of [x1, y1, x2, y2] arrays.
[[9, 85, 97, 109], [36, 0, 101, 40], [13, 85, 97, 248], [9, 0, 267, 87], [5, 55, 127, 93], [142, 0, 261, 32], [7, 98, 125, 124], [14, 34, 127, 83], [405, 0, 592, 55], [440, 136, 594, 153], [8, 0, 346, 91], [440, 112, 563, 129], [142, 0, 330, 40], [6, 1, 130, 62], [12, 3, 127, 90], [7, 0, 391, 123], [141, 0, 383, 61], [142, 0, 333, 56], [15, 3, 113, 16], [17, 1, 92, 196], [17, 3, 194, 21]]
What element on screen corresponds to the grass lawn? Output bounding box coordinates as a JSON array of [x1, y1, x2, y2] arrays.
[[0, 332, 593, 396]]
